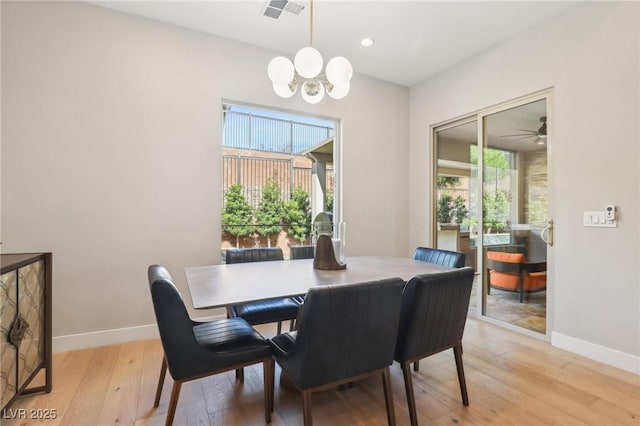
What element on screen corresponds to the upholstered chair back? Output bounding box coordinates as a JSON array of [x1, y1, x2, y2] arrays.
[[148, 265, 203, 380], [289, 245, 315, 260], [395, 267, 475, 362], [413, 247, 466, 268], [277, 278, 404, 390], [225, 247, 284, 263]]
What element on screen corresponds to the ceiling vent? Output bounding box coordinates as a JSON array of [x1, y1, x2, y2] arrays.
[[262, 0, 305, 19]]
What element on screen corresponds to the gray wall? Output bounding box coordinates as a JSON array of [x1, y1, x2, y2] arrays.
[[1, 1, 409, 347], [409, 2, 639, 370]]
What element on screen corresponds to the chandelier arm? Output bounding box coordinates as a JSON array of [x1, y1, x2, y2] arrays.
[[291, 72, 328, 82]]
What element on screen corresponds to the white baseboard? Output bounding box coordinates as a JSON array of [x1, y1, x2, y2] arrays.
[[53, 314, 225, 353], [551, 332, 640, 375], [54, 323, 640, 376], [53, 324, 159, 353]]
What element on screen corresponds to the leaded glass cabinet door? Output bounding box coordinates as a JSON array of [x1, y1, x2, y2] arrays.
[[1, 270, 18, 408], [1, 253, 52, 411], [17, 260, 46, 386]]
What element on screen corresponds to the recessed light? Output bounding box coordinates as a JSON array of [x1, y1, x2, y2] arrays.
[[360, 38, 375, 47]]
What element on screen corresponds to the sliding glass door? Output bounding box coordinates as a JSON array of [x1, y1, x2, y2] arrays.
[[434, 118, 478, 262], [434, 94, 551, 336]]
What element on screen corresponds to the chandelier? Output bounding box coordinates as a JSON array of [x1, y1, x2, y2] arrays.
[[267, 0, 353, 104]]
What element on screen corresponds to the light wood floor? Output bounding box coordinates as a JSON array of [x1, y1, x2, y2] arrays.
[[4, 319, 639, 426]]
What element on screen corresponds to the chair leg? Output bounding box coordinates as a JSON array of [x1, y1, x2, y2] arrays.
[[302, 389, 313, 426], [413, 360, 419, 372], [154, 355, 167, 407], [519, 275, 525, 303], [235, 367, 245, 383], [289, 319, 296, 331], [453, 343, 469, 406], [269, 359, 276, 414], [381, 367, 396, 426], [165, 380, 182, 426], [263, 358, 275, 423], [401, 361, 418, 426], [277, 321, 282, 335]]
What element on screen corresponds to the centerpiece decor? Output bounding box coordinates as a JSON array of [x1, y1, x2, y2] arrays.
[[313, 234, 346, 270]]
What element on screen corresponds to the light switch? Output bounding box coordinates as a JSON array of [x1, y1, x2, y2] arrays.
[[583, 211, 617, 227]]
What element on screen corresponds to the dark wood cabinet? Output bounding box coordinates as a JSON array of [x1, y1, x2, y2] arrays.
[[1, 253, 52, 410]]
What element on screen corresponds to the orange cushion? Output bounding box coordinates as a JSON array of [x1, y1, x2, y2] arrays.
[[486, 251, 525, 263], [487, 251, 525, 289], [524, 272, 547, 291], [489, 270, 519, 289], [489, 267, 546, 292]]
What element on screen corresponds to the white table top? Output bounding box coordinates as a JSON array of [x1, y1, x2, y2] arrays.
[[184, 255, 454, 310]]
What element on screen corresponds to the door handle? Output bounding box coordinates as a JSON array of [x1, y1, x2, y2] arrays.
[[541, 219, 554, 246]]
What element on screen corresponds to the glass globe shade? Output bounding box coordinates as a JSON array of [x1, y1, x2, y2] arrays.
[[301, 79, 325, 104], [326, 56, 353, 85], [273, 82, 297, 98], [294, 47, 323, 79], [327, 82, 350, 100], [267, 56, 295, 85]]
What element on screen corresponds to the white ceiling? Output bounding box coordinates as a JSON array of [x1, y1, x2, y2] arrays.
[[89, 0, 579, 87]]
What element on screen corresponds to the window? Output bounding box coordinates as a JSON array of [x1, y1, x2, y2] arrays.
[[220, 103, 338, 258]]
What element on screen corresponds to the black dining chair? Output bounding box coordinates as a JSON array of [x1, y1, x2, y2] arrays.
[[225, 247, 301, 335], [413, 246, 466, 268], [288, 245, 315, 306], [270, 278, 405, 426], [412, 246, 467, 372], [394, 267, 475, 426], [289, 245, 315, 260], [147, 265, 274, 426]]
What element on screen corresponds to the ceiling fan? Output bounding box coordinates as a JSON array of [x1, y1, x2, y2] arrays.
[[501, 116, 547, 144]]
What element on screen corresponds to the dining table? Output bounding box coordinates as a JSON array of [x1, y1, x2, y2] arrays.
[[184, 255, 456, 310]]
